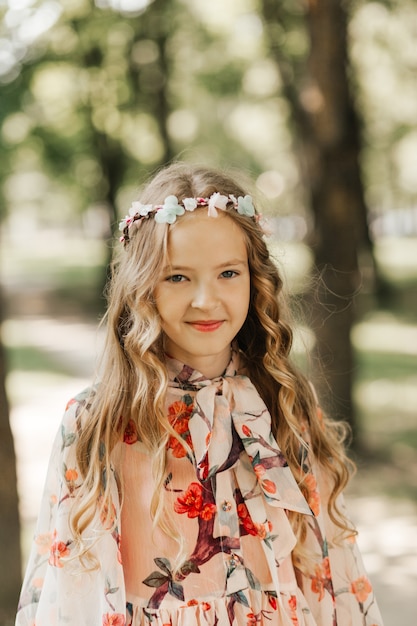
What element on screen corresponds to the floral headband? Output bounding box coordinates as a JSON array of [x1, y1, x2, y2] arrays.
[[119, 192, 263, 245]]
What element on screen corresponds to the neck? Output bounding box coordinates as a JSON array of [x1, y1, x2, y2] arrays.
[[165, 346, 232, 379]]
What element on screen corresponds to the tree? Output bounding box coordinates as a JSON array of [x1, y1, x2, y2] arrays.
[[260, 0, 373, 440], [0, 292, 22, 622]]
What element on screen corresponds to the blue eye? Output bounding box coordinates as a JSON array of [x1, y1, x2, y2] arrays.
[[167, 274, 186, 283], [220, 270, 238, 279]]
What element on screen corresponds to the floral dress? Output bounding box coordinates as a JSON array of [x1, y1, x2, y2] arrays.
[[16, 351, 384, 626]]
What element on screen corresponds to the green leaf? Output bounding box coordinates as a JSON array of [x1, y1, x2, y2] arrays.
[[142, 571, 169, 588], [251, 450, 261, 466], [183, 394, 194, 406], [242, 437, 260, 446], [207, 464, 219, 479], [154, 557, 172, 575], [245, 567, 261, 590], [169, 581, 185, 601], [230, 590, 250, 607], [180, 560, 200, 575]]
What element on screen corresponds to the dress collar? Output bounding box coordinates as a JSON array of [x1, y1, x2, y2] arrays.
[[165, 344, 240, 389]]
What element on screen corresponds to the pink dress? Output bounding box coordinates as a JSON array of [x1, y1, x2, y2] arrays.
[[16, 352, 384, 626]]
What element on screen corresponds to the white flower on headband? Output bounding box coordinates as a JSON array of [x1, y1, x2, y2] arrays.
[[130, 201, 153, 217], [237, 195, 255, 217], [119, 192, 262, 245], [154, 195, 185, 224], [183, 197, 198, 212], [208, 192, 229, 217], [119, 201, 153, 231]]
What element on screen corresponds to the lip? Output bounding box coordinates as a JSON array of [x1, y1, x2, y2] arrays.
[[187, 320, 224, 332]]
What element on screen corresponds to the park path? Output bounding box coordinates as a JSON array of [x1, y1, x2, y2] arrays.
[[6, 315, 417, 626]]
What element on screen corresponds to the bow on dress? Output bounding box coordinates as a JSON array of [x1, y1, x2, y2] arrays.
[[166, 348, 313, 600]]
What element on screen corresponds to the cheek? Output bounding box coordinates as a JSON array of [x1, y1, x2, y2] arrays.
[[154, 288, 178, 323]]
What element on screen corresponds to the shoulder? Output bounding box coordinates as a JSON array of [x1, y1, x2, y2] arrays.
[[60, 385, 98, 437]]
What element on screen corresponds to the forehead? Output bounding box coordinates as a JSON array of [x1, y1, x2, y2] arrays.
[[166, 210, 248, 264]]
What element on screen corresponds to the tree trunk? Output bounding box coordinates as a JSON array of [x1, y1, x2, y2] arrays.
[[0, 286, 22, 622], [261, 0, 371, 441]]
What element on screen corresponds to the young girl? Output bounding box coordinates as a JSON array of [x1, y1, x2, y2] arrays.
[[16, 163, 383, 626]]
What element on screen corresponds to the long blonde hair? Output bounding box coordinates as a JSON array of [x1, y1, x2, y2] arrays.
[[71, 162, 354, 571]]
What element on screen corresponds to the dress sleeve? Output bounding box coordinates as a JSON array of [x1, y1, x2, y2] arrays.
[[296, 408, 384, 626], [15, 391, 126, 626]]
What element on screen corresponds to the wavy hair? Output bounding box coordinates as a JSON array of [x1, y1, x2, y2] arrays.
[[71, 162, 355, 573]]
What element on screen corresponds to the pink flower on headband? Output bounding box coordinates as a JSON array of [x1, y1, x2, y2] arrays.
[[119, 192, 265, 246], [208, 192, 229, 217]]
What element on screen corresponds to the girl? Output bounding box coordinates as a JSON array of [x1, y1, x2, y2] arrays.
[[16, 163, 383, 626]]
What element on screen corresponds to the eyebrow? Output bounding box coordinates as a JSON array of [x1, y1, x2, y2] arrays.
[[163, 259, 247, 272]]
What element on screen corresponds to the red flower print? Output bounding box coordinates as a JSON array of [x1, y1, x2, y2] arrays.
[[311, 576, 325, 601], [123, 419, 138, 445], [288, 594, 299, 625], [98, 495, 117, 529], [198, 454, 210, 480], [187, 599, 198, 606], [253, 464, 266, 478], [174, 482, 216, 521], [242, 424, 252, 437], [267, 593, 278, 610], [200, 502, 217, 521], [237, 502, 257, 536], [168, 436, 190, 458], [303, 473, 320, 516], [65, 398, 76, 411], [65, 468, 78, 482], [322, 556, 331, 579], [201, 602, 211, 611], [350, 575, 373, 603], [261, 479, 276, 494], [167, 400, 194, 458], [246, 612, 257, 625], [168, 400, 194, 433], [174, 482, 203, 518], [310, 557, 331, 601], [49, 535, 70, 568], [102, 613, 125, 626]]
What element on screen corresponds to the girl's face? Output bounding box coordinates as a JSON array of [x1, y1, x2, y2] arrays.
[[154, 210, 250, 378]]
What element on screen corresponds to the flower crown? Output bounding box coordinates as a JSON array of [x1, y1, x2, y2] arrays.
[[119, 192, 259, 245]]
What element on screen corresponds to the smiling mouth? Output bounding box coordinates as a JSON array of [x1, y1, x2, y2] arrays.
[[187, 321, 224, 332]]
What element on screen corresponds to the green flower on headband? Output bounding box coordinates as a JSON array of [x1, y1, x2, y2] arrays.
[[155, 195, 185, 224], [237, 195, 255, 217]]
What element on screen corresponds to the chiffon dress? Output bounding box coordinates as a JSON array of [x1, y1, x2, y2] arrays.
[[16, 350, 384, 626]]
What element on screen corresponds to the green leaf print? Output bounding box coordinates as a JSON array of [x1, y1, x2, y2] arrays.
[[61, 425, 76, 450], [154, 557, 172, 575], [230, 590, 250, 607], [169, 581, 185, 601], [142, 571, 169, 588]]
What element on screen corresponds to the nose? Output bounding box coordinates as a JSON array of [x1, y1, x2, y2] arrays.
[[191, 281, 219, 310]]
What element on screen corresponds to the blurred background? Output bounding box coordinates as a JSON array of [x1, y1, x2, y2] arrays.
[[0, 0, 416, 624]]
